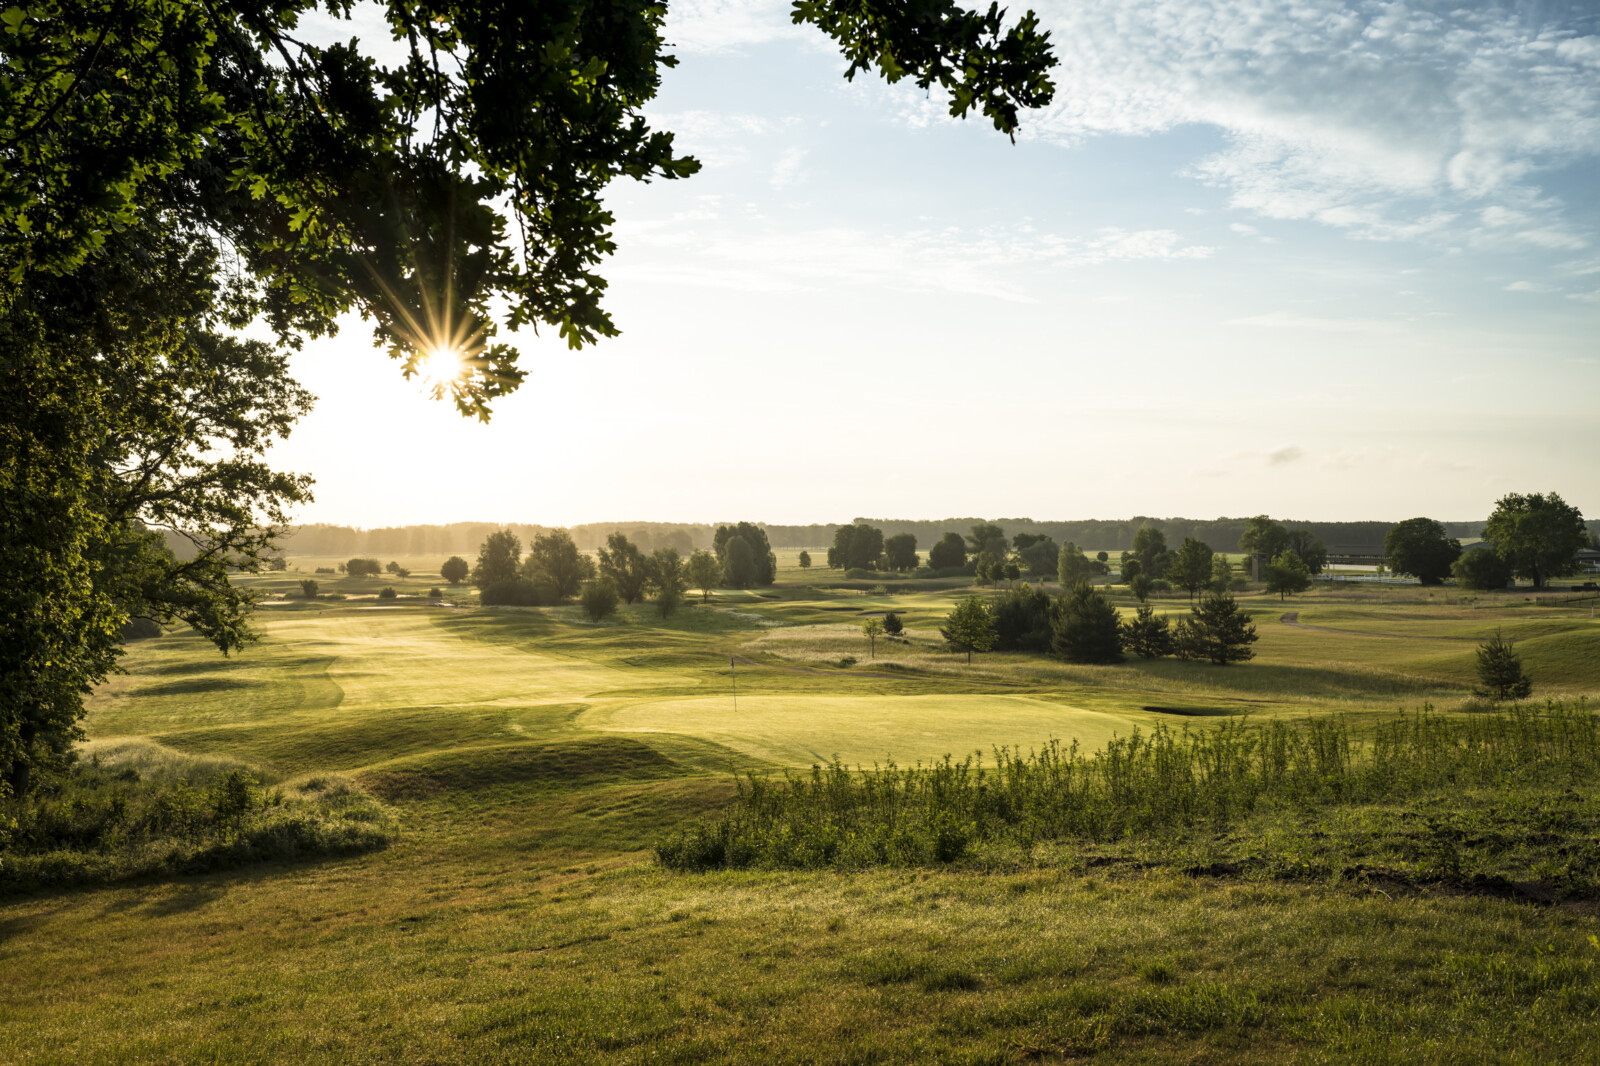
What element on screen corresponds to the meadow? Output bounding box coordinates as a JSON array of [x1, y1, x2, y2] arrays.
[[3, 553, 1599, 1063]]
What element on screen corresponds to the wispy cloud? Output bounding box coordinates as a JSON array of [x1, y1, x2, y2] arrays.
[[1268, 445, 1303, 466], [1225, 312, 1399, 333]]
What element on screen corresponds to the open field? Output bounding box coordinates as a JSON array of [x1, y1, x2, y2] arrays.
[[4, 572, 1600, 1063]]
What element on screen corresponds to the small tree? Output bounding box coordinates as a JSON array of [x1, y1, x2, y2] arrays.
[[1264, 551, 1312, 600], [1187, 591, 1258, 665], [1170, 537, 1215, 601], [580, 579, 620, 622], [1057, 541, 1092, 587], [1210, 555, 1233, 592], [597, 532, 649, 603], [527, 529, 586, 599], [940, 596, 996, 664], [1129, 573, 1153, 603], [798, 550, 811, 569], [385, 561, 401, 574], [862, 617, 884, 658], [1122, 605, 1174, 659], [1096, 551, 1109, 564], [378, 586, 398, 601], [1051, 581, 1123, 663], [471, 531, 521, 589], [1473, 630, 1532, 700], [299, 579, 318, 599], [883, 611, 903, 635], [686, 550, 722, 602], [1454, 548, 1512, 590], [1003, 560, 1021, 585], [440, 556, 470, 585], [646, 547, 688, 618]]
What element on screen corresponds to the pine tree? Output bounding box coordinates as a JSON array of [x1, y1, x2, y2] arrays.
[[1122, 605, 1174, 659], [1051, 582, 1124, 664], [1188, 591, 1259, 665], [1473, 630, 1533, 700], [883, 612, 903, 635]]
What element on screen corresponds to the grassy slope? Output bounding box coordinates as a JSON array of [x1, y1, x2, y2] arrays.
[[3, 577, 1599, 1063]]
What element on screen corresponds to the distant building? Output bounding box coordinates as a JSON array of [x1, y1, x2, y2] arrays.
[[1578, 547, 1600, 573]]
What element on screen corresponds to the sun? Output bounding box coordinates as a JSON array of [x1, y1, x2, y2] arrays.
[[418, 344, 466, 385]]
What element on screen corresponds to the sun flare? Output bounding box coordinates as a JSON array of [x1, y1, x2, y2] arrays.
[[418, 344, 466, 385]]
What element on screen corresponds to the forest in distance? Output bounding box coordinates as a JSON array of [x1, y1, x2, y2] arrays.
[[257, 514, 1600, 560]]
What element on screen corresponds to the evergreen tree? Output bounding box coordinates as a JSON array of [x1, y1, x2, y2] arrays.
[[940, 596, 996, 664], [1051, 582, 1124, 664], [1473, 630, 1532, 700], [989, 584, 1054, 652], [883, 612, 904, 636], [1186, 591, 1259, 665], [1122, 605, 1174, 659]]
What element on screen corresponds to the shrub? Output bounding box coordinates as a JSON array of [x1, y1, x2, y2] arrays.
[[427, 587, 442, 599], [883, 612, 903, 635], [1454, 548, 1513, 591], [1123, 605, 1174, 658], [845, 568, 877, 579], [1474, 630, 1532, 700], [299, 579, 318, 599], [377, 586, 398, 600], [990, 584, 1053, 652], [314, 567, 336, 575], [1051, 581, 1123, 663], [580, 578, 620, 621], [480, 578, 550, 607]]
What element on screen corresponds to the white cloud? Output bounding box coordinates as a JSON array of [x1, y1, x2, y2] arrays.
[[1268, 445, 1304, 466], [770, 146, 809, 189], [1225, 311, 1399, 333]]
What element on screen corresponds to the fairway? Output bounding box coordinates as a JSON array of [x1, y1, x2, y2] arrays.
[[587, 694, 1140, 767]]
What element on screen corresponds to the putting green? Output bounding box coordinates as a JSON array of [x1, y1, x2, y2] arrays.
[[584, 694, 1140, 768]]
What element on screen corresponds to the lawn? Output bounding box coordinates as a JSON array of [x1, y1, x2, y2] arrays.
[[3, 571, 1599, 1063]]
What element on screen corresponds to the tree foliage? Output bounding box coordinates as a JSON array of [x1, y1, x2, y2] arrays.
[[1169, 537, 1214, 601], [579, 578, 619, 622], [1453, 547, 1512, 591], [1181, 592, 1258, 665], [1050, 581, 1123, 664], [597, 532, 649, 604], [471, 530, 521, 589], [646, 547, 686, 617], [1482, 492, 1587, 589], [1018, 536, 1059, 577], [527, 529, 586, 600], [1286, 529, 1328, 575], [989, 584, 1053, 653], [1128, 525, 1170, 579], [798, 550, 811, 569], [861, 617, 883, 658], [940, 596, 996, 664], [829, 522, 885, 571], [1264, 551, 1312, 600], [1121, 605, 1174, 659], [440, 556, 470, 585], [686, 550, 721, 601], [1056, 541, 1093, 587], [714, 522, 776, 586], [1239, 516, 1290, 560], [882, 611, 903, 636], [1383, 518, 1461, 586], [927, 532, 967, 570], [1474, 630, 1532, 700], [882, 532, 918, 572]]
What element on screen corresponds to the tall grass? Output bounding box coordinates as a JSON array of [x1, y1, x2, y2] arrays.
[[658, 699, 1598, 871]]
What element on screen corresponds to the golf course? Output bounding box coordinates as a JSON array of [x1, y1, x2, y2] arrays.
[[4, 552, 1599, 1064]]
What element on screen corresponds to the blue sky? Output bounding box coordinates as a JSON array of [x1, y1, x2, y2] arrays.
[[278, 0, 1599, 528]]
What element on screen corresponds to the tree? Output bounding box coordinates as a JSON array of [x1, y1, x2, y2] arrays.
[[883, 612, 904, 636], [1122, 605, 1174, 659], [928, 532, 967, 570], [883, 533, 919, 572], [378, 586, 398, 601], [597, 532, 649, 604], [300, 580, 319, 599], [1264, 551, 1312, 600], [1129, 526, 1171, 579], [1129, 573, 1154, 603], [1453, 548, 1512, 591], [1210, 555, 1233, 592], [966, 522, 1008, 559], [580, 579, 620, 622], [861, 618, 884, 658], [0, 0, 1058, 795], [686, 551, 722, 602], [830, 522, 886, 571], [471, 531, 522, 589], [646, 548, 687, 618], [1169, 538, 1215, 601], [1019, 537, 1059, 578], [441, 556, 470, 586], [1057, 541, 1093, 587], [1003, 561, 1022, 585], [722, 536, 760, 588], [1474, 630, 1532, 700], [798, 550, 812, 569], [1120, 556, 1142, 584], [1239, 516, 1291, 561], [714, 523, 777, 585], [1482, 492, 1588, 589], [527, 529, 587, 599], [1051, 582, 1124, 664], [1185, 592, 1259, 665], [385, 561, 402, 574], [1384, 519, 1462, 586], [990, 584, 1053, 652], [348, 558, 383, 579], [940, 596, 996, 664], [1286, 530, 1328, 575], [1096, 551, 1109, 564]]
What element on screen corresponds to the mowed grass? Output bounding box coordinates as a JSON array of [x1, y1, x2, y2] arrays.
[[3, 579, 1600, 1063], [586, 694, 1140, 767]]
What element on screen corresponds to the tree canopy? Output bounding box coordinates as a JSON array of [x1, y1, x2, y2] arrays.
[[829, 522, 885, 571], [471, 530, 521, 589], [882, 532, 919, 572], [1168, 538, 1214, 601], [927, 532, 967, 570], [1482, 492, 1587, 589], [1384, 518, 1461, 586], [597, 532, 649, 603], [714, 523, 776, 586]]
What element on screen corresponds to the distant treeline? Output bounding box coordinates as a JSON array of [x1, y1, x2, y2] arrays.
[[252, 517, 1555, 559]]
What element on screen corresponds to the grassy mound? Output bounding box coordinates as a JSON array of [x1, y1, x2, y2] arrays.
[[658, 700, 1600, 888], [0, 740, 395, 896]]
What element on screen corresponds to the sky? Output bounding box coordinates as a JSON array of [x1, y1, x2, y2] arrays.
[[276, 0, 1600, 529]]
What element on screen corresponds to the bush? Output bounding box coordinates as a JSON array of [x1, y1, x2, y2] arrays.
[[1051, 581, 1123, 663], [883, 612, 903, 635], [844, 568, 877, 579], [1454, 548, 1513, 591], [377, 586, 398, 600], [299, 579, 319, 599], [427, 587, 442, 599], [314, 567, 336, 575], [580, 578, 620, 621], [480, 578, 550, 606]]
